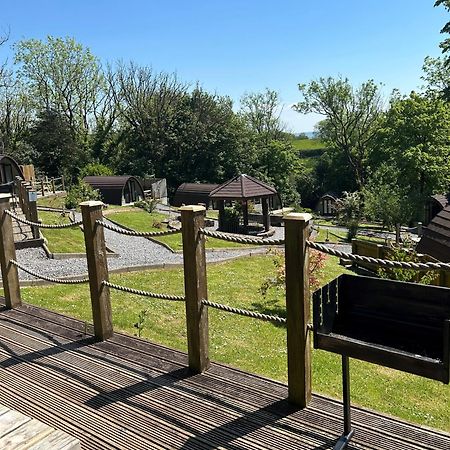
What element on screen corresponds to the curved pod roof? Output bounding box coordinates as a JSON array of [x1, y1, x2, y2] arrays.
[[83, 176, 144, 206]]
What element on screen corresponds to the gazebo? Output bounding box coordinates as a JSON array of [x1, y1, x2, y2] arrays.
[[209, 174, 279, 234]]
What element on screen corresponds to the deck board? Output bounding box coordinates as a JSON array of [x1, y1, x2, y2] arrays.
[[0, 301, 448, 449]]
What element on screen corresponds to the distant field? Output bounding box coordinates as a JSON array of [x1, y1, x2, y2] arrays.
[[290, 138, 327, 151]]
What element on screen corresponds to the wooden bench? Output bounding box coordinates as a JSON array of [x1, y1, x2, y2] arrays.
[[0, 404, 80, 449]]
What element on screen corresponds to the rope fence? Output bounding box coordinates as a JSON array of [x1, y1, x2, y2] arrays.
[[102, 280, 185, 301], [306, 240, 450, 271], [10, 260, 89, 284], [96, 220, 182, 237], [200, 228, 284, 246], [6, 210, 83, 229], [201, 299, 287, 324]]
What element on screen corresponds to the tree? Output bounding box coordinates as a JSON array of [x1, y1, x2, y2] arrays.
[[363, 164, 412, 228], [373, 92, 450, 220], [295, 77, 383, 188], [240, 88, 285, 144], [421, 56, 450, 100], [27, 109, 80, 179], [14, 36, 104, 139], [435, 0, 450, 56]]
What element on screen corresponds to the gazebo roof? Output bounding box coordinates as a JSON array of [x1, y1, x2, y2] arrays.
[[209, 174, 278, 200]]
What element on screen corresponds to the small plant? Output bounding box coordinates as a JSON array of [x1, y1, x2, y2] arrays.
[[65, 181, 101, 209], [260, 248, 328, 297], [133, 309, 149, 337], [378, 239, 438, 285], [134, 199, 158, 213], [152, 220, 163, 229]]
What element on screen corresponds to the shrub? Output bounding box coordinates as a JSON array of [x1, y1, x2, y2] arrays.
[[65, 181, 101, 209], [134, 199, 158, 213], [79, 163, 114, 179]]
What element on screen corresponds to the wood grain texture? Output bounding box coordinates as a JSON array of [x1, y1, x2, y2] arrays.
[[0, 299, 448, 449]]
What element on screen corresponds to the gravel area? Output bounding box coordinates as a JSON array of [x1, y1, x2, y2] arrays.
[[14, 211, 351, 282], [15, 217, 267, 281]]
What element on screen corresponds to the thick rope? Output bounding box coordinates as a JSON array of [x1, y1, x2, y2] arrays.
[[6, 210, 83, 229], [10, 260, 89, 284], [200, 228, 284, 246], [306, 241, 450, 271], [102, 280, 185, 301], [201, 299, 287, 324], [96, 220, 181, 237]]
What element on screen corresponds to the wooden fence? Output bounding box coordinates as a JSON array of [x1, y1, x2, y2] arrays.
[[0, 199, 313, 408], [352, 239, 450, 288], [13, 177, 40, 239]]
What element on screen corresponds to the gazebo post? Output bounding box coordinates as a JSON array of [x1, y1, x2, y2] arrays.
[[262, 197, 270, 232], [218, 200, 225, 231], [242, 200, 249, 234]]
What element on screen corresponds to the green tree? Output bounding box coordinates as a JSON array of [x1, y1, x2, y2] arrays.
[[435, 0, 450, 55], [27, 109, 80, 179], [373, 92, 450, 220], [15, 36, 104, 139], [240, 88, 285, 145], [422, 56, 450, 100], [363, 164, 412, 228], [295, 77, 383, 188]]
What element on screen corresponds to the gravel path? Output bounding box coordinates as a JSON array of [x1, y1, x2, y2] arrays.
[[15, 216, 268, 281], [15, 212, 352, 282]]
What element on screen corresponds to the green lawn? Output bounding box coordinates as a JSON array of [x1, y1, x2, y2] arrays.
[[107, 208, 245, 251], [39, 211, 86, 253], [37, 194, 67, 209], [21, 254, 450, 432]]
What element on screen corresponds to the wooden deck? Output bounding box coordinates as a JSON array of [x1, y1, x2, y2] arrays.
[[0, 300, 448, 450]]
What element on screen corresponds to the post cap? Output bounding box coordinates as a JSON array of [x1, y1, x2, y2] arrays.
[[179, 205, 206, 212], [283, 212, 312, 222], [79, 201, 104, 208]]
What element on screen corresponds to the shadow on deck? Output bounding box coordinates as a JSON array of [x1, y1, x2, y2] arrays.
[[0, 300, 448, 450]]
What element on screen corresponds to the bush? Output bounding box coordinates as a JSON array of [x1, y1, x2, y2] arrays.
[[347, 219, 359, 240], [65, 181, 101, 209], [134, 199, 158, 213], [221, 206, 240, 232], [79, 163, 114, 179]]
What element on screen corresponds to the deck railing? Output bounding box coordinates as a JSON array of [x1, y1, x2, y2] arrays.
[[0, 196, 449, 411]]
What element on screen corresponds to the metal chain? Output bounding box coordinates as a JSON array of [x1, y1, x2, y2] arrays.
[[306, 240, 450, 271], [10, 260, 89, 284], [200, 228, 285, 246], [96, 220, 181, 237], [201, 299, 287, 324], [102, 280, 185, 301], [5, 210, 83, 229]]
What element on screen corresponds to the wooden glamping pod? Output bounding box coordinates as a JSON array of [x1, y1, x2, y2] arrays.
[[0, 155, 25, 193], [83, 176, 144, 206]]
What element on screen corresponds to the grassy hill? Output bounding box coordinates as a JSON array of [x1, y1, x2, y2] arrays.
[[290, 137, 328, 168]]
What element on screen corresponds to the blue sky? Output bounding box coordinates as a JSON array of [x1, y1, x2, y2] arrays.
[[0, 1, 447, 132]]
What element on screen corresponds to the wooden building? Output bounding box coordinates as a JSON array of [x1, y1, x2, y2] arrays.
[[416, 205, 450, 262], [209, 174, 279, 233], [424, 194, 449, 225], [0, 155, 24, 192], [172, 183, 219, 208], [83, 176, 144, 206], [316, 193, 338, 216]]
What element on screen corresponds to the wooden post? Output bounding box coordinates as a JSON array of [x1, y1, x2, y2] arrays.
[[51, 178, 56, 193], [61, 175, 65, 192], [0, 194, 21, 309], [41, 179, 45, 197], [27, 188, 39, 239], [262, 197, 270, 232], [218, 200, 225, 231], [80, 201, 113, 341], [180, 205, 210, 373], [243, 200, 249, 234], [284, 212, 312, 407]]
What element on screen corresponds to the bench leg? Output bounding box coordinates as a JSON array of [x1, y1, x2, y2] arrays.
[[333, 355, 354, 450]]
